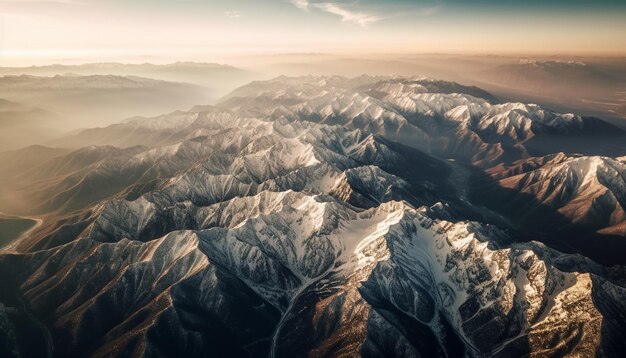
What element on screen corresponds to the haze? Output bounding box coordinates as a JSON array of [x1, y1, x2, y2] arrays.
[[2, 0, 626, 66], [0, 0, 626, 237], [2, 2, 626, 357]]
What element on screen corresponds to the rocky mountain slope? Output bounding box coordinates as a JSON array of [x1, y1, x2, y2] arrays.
[[1, 76, 625, 357]]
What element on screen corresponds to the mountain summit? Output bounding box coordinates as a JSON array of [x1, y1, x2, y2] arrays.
[[0, 76, 625, 357]]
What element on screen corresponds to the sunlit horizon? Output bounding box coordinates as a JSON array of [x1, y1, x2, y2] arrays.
[[2, 0, 626, 67]]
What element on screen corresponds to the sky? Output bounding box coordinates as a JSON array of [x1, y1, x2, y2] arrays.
[[1, 0, 625, 65]]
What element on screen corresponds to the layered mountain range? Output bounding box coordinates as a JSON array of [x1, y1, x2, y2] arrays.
[[0, 73, 221, 151], [1, 75, 625, 357]]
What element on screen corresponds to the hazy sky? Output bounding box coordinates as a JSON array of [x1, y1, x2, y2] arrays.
[[1, 0, 625, 65]]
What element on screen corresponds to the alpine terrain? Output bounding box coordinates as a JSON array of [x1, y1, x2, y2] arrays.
[[1, 75, 625, 357]]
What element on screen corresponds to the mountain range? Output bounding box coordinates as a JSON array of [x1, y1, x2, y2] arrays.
[[0, 62, 254, 90], [0, 74, 218, 150], [0, 75, 625, 357]]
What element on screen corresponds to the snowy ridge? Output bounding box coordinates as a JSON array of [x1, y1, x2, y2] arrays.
[[0, 75, 625, 357], [493, 155, 626, 232], [7, 185, 618, 356]]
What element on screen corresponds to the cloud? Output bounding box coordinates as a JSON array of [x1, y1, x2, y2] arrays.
[[289, 0, 309, 11], [314, 2, 379, 27], [225, 10, 241, 19]]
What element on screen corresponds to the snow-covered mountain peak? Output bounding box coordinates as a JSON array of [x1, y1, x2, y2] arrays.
[[2, 75, 625, 357]]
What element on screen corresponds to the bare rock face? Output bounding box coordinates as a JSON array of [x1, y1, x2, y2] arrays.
[[1, 76, 625, 357], [492, 155, 626, 229]]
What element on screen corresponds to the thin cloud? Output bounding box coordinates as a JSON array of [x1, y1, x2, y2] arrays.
[[289, 0, 309, 11], [225, 10, 242, 19], [314, 2, 380, 27]]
